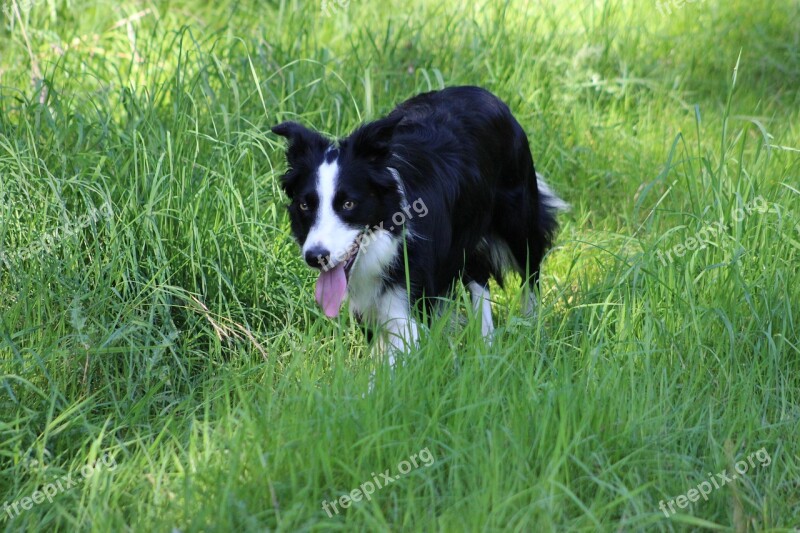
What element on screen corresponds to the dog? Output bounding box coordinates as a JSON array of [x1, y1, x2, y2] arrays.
[[272, 86, 566, 362]]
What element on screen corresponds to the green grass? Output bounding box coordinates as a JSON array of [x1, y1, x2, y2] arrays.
[[1, 0, 799, 530]]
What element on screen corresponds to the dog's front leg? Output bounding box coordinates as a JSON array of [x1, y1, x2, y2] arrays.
[[376, 318, 419, 367], [467, 281, 495, 342], [372, 287, 419, 368]]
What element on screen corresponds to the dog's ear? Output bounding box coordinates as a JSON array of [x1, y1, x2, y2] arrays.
[[348, 114, 403, 162], [271, 121, 329, 163], [271, 121, 329, 197], [271, 121, 309, 142]]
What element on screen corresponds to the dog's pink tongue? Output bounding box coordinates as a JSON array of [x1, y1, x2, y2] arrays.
[[315, 263, 348, 318]]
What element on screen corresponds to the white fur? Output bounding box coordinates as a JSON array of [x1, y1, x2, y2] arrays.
[[478, 236, 520, 274], [387, 167, 406, 201], [468, 281, 494, 340], [347, 230, 420, 366], [536, 172, 570, 211], [369, 287, 419, 367], [524, 288, 538, 317], [302, 158, 361, 266], [347, 229, 400, 317]]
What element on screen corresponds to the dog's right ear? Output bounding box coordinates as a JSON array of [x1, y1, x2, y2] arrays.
[[271, 121, 329, 163], [271, 121, 329, 198], [271, 121, 307, 143]]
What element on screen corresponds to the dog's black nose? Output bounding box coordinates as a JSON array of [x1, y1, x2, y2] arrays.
[[304, 246, 331, 269]]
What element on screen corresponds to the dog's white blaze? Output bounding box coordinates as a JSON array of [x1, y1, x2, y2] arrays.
[[468, 281, 494, 340], [302, 157, 361, 264]]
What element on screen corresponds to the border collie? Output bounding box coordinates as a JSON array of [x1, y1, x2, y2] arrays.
[[272, 86, 566, 361]]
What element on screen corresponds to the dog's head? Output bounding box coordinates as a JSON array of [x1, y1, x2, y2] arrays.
[[271, 116, 404, 317]]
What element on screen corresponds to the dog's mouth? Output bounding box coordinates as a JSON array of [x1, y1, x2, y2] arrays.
[[314, 237, 362, 318], [341, 241, 360, 278]]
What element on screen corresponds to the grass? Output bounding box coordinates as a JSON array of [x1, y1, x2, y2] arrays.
[[1, 0, 799, 530]]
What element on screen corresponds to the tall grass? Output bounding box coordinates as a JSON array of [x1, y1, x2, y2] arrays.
[[1, 0, 799, 530]]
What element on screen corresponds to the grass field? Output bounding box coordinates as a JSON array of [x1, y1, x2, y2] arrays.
[[1, 0, 799, 530]]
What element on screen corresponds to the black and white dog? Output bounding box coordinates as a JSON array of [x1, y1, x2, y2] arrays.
[[272, 86, 566, 360]]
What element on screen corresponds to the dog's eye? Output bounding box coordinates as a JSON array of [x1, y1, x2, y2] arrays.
[[299, 202, 309, 211], [342, 200, 356, 210]]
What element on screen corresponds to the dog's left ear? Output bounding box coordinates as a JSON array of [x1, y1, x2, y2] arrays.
[[271, 121, 309, 143], [349, 114, 403, 162]]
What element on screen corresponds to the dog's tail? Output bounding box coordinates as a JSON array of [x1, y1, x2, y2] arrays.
[[536, 172, 570, 213], [534, 171, 569, 247]]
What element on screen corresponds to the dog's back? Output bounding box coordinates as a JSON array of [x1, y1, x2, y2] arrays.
[[384, 86, 564, 300]]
